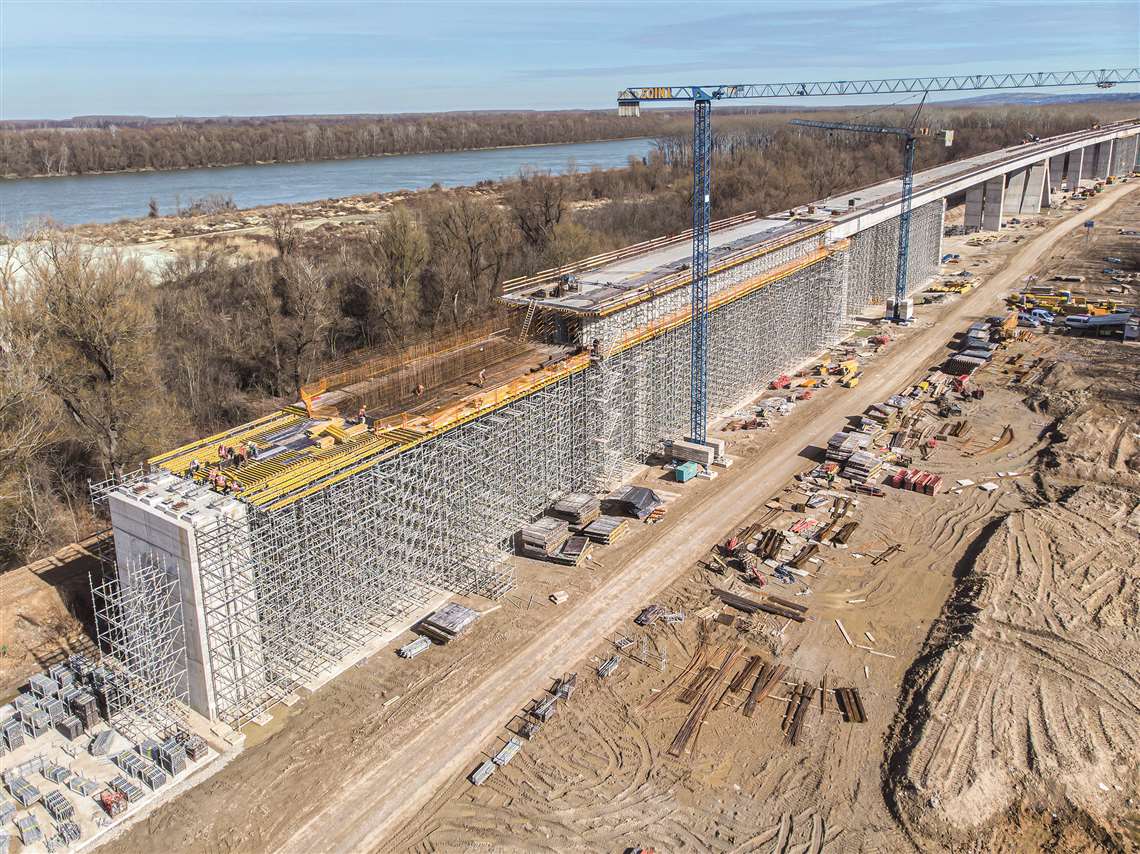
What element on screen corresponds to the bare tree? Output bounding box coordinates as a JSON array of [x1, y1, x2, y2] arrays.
[[426, 196, 511, 329], [16, 237, 174, 477], [269, 207, 299, 257], [506, 169, 566, 249], [279, 257, 334, 393]]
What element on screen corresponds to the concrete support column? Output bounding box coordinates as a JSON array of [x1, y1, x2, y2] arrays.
[[1092, 140, 1113, 179], [981, 176, 1005, 231], [1044, 154, 1065, 207], [1066, 149, 1084, 191], [1019, 161, 1047, 214], [1003, 168, 1028, 214], [964, 183, 984, 230]]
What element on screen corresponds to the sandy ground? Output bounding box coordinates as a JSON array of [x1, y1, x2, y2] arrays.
[[378, 184, 1140, 854], [0, 532, 109, 702], [88, 180, 1138, 854]]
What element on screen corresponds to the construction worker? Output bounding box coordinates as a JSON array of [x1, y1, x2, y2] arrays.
[[358, 404, 368, 425], [415, 383, 425, 397], [477, 369, 487, 387], [188, 459, 201, 476]]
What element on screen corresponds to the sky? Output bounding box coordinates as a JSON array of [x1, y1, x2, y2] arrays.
[[1, 0, 1138, 120]]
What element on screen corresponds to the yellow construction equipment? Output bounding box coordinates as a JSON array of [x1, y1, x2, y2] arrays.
[[838, 359, 860, 388]]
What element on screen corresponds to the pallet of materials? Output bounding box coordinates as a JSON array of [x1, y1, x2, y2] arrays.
[[417, 603, 480, 644], [604, 485, 664, 519], [548, 493, 601, 526], [517, 516, 570, 559], [825, 431, 872, 464], [469, 759, 496, 786], [889, 468, 944, 495], [493, 736, 523, 766], [580, 515, 630, 545], [843, 451, 883, 483], [397, 636, 432, 658], [550, 534, 592, 566]]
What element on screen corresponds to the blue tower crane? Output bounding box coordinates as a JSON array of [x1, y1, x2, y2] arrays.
[[790, 95, 947, 323], [616, 67, 1139, 444]]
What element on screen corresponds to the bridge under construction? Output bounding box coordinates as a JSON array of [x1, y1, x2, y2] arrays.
[[92, 120, 1140, 733]]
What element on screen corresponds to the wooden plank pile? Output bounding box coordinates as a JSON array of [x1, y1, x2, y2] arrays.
[[417, 603, 480, 644], [580, 515, 630, 545], [835, 686, 867, 723], [550, 534, 592, 566], [548, 493, 601, 526], [518, 516, 570, 559], [783, 681, 816, 745]]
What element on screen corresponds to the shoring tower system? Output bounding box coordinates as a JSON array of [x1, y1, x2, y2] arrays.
[[92, 113, 1140, 733], [789, 93, 954, 323], [616, 67, 1140, 441]]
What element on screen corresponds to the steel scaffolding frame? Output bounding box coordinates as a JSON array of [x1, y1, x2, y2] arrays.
[[90, 554, 188, 740], [104, 215, 947, 729], [847, 199, 943, 309]]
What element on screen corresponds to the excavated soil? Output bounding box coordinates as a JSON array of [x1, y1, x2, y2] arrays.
[[886, 335, 1140, 853]]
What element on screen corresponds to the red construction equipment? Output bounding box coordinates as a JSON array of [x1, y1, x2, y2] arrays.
[[770, 375, 791, 389], [99, 790, 127, 818]]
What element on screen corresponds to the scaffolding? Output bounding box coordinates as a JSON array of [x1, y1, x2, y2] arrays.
[[90, 554, 188, 741], [846, 199, 943, 309], [102, 202, 949, 729]]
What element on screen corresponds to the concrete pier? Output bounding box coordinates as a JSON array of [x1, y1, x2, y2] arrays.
[[1066, 149, 1084, 190], [981, 176, 1005, 230]]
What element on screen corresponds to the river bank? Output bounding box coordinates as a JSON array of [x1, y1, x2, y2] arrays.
[[0, 137, 655, 231]]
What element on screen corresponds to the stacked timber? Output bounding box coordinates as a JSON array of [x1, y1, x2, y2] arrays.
[[825, 431, 872, 464], [551, 535, 592, 566], [548, 493, 601, 527], [518, 516, 570, 559], [580, 515, 630, 545], [835, 686, 867, 723], [418, 603, 480, 644], [843, 451, 883, 483]]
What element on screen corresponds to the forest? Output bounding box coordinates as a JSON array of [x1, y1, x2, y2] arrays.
[[0, 103, 1125, 566], [0, 110, 689, 178]]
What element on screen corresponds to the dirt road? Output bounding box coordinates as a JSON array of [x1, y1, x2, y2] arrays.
[[280, 181, 1140, 853]]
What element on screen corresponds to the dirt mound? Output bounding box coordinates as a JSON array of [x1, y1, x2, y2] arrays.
[[886, 480, 1139, 850]]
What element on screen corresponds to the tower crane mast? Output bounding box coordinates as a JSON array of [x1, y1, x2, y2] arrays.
[[617, 67, 1140, 444]]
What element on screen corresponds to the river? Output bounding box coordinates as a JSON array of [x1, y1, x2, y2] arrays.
[[0, 137, 655, 231]]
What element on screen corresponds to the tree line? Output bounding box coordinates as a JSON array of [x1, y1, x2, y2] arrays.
[[0, 110, 689, 178], [0, 104, 1120, 566]]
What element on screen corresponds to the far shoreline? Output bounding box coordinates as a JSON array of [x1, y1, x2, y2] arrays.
[[1, 135, 657, 181]]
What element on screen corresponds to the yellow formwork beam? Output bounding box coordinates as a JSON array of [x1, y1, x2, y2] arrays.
[[260, 243, 841, 511]]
